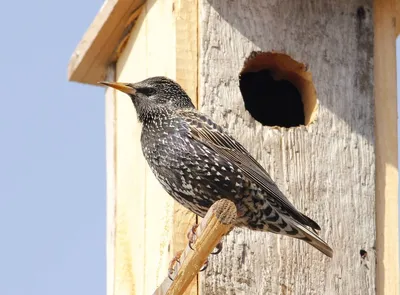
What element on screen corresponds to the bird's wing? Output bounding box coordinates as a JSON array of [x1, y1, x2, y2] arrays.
[[179, 109, 320, 230]]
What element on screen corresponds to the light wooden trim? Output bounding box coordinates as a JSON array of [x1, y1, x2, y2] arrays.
[[153, 199, 236, 295], [172, 0, 199, 294], [374, 0, 399, 294], [105, 64, 117, 295], [71, 0, 199, 293], [113, 7, 148, 294], [68, 0, 144, 85], [175, 0, 199, 103]]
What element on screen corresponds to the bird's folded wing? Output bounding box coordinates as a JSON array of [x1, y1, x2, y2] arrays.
[[180, 109, 320, 230]]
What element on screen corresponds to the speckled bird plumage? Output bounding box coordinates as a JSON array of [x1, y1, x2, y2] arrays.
[[101, 76, 333, 258]]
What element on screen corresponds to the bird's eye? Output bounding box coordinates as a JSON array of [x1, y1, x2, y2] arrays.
[[139, 87, 156, 96]]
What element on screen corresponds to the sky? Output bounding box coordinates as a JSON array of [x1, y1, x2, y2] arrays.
[[0, 1, 106, 294]]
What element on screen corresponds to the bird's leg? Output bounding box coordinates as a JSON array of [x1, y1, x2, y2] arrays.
[[187, 224, 199, 250], [186, 208, 245, 256], [187, 223, 224, 256], [168, 249, 183, 280], [184, 223, 209, 271], [209, 206, 242, 255]]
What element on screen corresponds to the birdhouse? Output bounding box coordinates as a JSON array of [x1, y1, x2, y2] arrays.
[[68, 0, 399, 294]]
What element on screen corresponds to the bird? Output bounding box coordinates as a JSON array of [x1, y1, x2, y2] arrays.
[[99, 76, 333, 258]]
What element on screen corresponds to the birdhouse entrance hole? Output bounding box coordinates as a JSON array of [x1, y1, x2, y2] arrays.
[[239, 51, 317, 128]]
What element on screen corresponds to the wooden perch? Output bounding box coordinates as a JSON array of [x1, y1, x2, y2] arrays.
[[152, 199, 237, 295]]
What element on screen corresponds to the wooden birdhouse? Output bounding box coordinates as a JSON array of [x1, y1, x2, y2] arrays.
[[68, 0, 399, 294]]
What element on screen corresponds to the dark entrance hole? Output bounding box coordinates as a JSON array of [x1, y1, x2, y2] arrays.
[[239, 51, 318, 128]]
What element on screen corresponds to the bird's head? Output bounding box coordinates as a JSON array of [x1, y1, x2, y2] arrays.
[[99, 76, 195, 122]]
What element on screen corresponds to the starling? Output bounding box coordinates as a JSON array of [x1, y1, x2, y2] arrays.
[[100, 77, 333, 258]]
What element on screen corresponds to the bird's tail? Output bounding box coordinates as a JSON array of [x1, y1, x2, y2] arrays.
[[292, 221, 333, 258]]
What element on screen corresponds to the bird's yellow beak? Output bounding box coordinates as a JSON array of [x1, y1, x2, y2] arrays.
[[98, 81, 136, 95]]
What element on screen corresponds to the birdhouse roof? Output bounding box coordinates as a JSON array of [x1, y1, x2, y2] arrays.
[[68, 0, 144, 85]]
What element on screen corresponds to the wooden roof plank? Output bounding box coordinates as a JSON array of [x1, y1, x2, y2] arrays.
[[68, 0, 144, 85]]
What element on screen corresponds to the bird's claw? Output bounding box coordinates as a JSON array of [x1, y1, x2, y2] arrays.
[[199, 259, 209, 272], [167, 245, 209, 280], [211, 242, 223, 255], [187, 224, 198, 250], [168, 250, 183, 281], [185, 223, 221, 274], [187, 223, 223, 255]]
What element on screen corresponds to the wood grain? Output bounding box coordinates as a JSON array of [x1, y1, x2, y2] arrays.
[[374, 0, 399, 294], [114, 8, 148, 294], [153, 199, 236, 295], [167, 199, 236, 295], [198, 0, 375, 294], [144, 0, 182, 292], [106, 64, 117, 295], [173, 0, 199, 293], [68, 0, 145, 85], [110, 0, 200, 294]]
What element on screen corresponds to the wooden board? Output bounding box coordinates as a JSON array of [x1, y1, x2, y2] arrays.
[[114, 9, 148, 294], [144, 0, 184, 293], [374, 0, 399, 294], [198, 0, 376, 294], [68, 0, 145, 85], [109, 1, 198, 294], [172, 0, 199, 294], [171, 0, 198, 295], [105, 64, 117, 295]]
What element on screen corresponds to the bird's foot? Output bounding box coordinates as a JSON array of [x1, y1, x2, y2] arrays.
[[168, 250, 183, 280], [168, 244, 209, 279], [187, 223, 223, 255], [187, 224, 199, 250], [199, 259, 209, 272], [167, 223, 224, 278], [211, 241, 223, 255]]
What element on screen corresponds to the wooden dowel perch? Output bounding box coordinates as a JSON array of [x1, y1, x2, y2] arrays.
[[152, 199, 237, 295]]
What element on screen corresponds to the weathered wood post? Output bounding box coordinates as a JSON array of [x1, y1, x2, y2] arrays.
[[68, 0, 399, 294]]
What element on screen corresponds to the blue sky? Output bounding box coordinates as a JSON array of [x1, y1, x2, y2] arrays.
[[0, 1, 106, 294]]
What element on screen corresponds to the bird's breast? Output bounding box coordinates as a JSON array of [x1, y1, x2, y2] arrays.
[[139, 119, 258, 217]]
